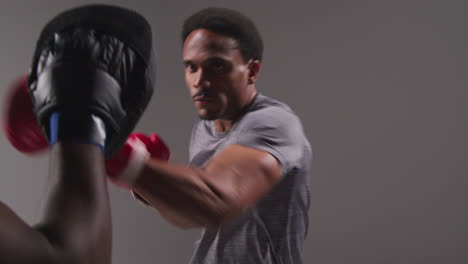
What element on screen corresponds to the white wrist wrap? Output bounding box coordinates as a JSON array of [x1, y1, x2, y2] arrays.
[[117, 137, 150, 187]]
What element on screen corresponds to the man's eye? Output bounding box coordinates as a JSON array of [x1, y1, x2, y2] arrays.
[[185, 63, 197, 72], [211, 62, 226, 73], [213, 64, 224, 72]]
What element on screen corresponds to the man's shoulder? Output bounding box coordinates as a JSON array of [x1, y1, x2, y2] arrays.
[[249, 93, 293, 113], [240, 94, 302, 129]]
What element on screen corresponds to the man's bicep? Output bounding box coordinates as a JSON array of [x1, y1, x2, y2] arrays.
[[202, 144, 282, 211], [0, 202, 59, 264], [234, 107, 304, 175]]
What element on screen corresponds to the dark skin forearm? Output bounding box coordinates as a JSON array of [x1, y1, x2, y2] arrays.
[[35, 142, 112, 264], [131, 144, 281, 229], [132, 160, 236, 229], [0, 142, 111, 264]]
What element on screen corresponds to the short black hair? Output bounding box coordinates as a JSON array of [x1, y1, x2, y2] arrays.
[[182, 7, 264, 62]]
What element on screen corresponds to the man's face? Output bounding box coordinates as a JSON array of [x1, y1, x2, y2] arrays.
[[183, 29, 252, 120]]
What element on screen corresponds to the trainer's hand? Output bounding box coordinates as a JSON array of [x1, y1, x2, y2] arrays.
[[3, 74, 48, 154], [106, 133, 170, 188]]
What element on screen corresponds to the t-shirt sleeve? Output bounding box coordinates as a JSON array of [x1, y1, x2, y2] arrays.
[[233, 106, 305, 176]]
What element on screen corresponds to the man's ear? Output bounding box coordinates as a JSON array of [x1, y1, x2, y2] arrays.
[[247, 60, 261, 85]]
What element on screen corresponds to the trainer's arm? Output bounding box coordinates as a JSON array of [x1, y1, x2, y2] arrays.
[[0, 143, 111, 264], [131, 144, 281, 229]]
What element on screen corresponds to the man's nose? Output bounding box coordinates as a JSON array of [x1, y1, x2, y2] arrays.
[[193, 69, 210, 89]]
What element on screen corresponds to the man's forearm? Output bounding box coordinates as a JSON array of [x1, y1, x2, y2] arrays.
[[130, 144, 282, 230], [36, 143, 112, 263], [131, 159, 238, 229]]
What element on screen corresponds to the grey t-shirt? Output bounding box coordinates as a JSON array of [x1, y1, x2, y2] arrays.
[[188, 94, 312, 264]]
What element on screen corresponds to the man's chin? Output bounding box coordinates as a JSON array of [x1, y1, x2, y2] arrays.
[[198, 113, 217, 120], [197, 109, 218, 120]]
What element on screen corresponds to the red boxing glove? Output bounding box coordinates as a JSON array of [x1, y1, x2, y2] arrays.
[[106, 133, 170, 188], [3, 74, 49, 154]]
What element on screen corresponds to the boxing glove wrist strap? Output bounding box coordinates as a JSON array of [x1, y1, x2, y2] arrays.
[[113, 137, 150, 188], [49, 112, 107, 150]]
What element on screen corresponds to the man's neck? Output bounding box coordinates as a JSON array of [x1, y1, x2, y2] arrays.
[[213, 119, 234, 133], [213, 89, 258, 133]]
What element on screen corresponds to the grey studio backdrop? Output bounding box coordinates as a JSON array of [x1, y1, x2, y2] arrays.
[[0, 0, 466, 263]]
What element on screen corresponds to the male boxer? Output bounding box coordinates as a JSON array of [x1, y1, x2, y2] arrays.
[[106, 7, 312, 264], [1, 4, 154, 264], [5, 6, 310, 264]]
